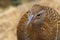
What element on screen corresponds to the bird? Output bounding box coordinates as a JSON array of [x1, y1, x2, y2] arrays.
[[17, 4, 60, 40]]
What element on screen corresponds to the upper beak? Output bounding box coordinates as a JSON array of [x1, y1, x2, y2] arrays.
[[26, 15, 34, 26]]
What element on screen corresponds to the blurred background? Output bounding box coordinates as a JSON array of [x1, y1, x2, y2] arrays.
[[0, 0, 60, 40], [0, 0, 37, 8]]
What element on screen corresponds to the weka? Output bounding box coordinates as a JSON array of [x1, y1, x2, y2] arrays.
[[17, 4, 60, 40]]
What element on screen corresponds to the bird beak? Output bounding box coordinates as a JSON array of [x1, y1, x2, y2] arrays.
[[26, 15, 34, 26]]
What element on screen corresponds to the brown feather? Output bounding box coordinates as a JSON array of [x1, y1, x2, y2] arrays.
[[17, 4, 60, 40]]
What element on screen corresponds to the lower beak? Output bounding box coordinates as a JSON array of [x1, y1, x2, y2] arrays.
[[26, 15, 34, 26]]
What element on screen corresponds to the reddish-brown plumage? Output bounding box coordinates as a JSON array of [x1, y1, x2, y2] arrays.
[[17, 4, 60, 40]]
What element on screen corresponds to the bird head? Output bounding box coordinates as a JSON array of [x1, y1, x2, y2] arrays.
[[26, 4, 46, 26]]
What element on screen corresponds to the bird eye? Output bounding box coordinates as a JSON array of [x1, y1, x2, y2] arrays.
[[37, 14, 41, 16]]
